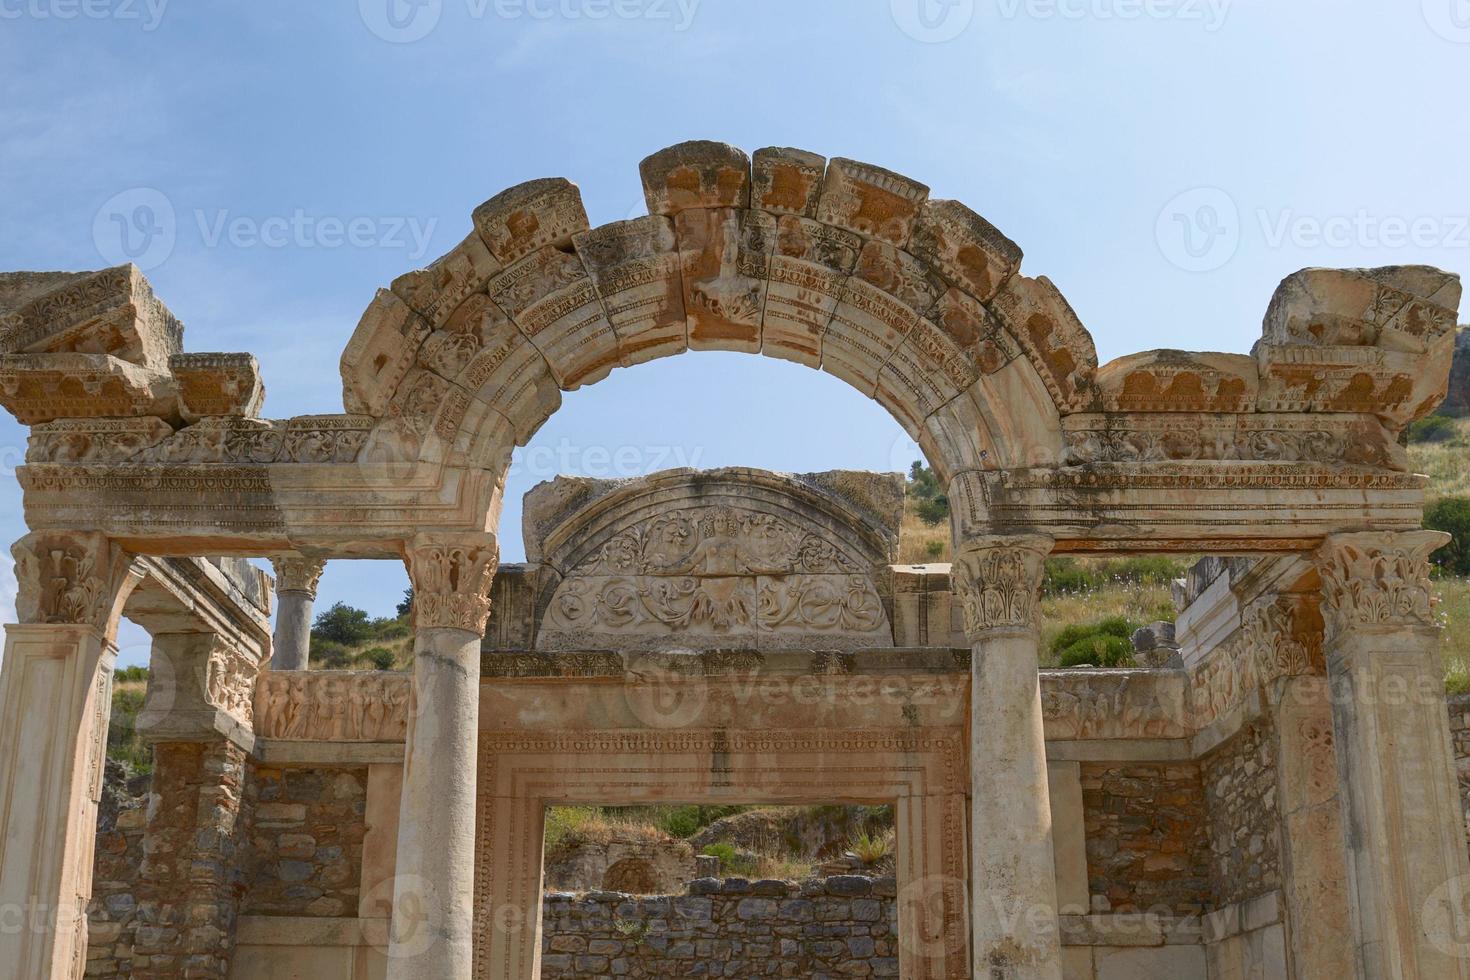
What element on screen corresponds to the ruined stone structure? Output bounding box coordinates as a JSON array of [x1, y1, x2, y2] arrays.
[[2, 140, 1468, 979]]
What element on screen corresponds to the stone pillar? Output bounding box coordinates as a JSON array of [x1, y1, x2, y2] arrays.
[[269, 556, 325, 671], [953, 534, 1063, 980], [1242, 593, 1355, 980], [386, 533, 498, 979], [0, 532, 143, 979], [1315, 531, 1470, 979]]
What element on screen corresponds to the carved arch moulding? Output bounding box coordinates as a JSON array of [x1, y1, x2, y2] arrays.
[[1, 142, 1458, 559]]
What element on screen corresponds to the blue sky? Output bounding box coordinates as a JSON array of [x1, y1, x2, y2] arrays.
[[2, 0, 1468, 665]]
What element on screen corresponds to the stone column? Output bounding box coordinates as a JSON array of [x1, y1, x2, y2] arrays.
[[954, 534, 1063, 980], [386, 533, 498, 980], [1315, 531, 1470, 979], [269, 556, 325, 671], [1242, 593, 1355, 980], [0, 532, 143, 979]]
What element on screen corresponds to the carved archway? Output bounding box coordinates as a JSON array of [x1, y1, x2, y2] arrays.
[[339, 141, 1093, 515]]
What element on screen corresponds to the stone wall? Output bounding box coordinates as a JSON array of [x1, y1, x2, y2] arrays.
[[1203, 717, 1282, 908], [540, 876, 898, 979], [242, 765, 367, 918], [1080, 763, 1211, 915], [86, 741, 254, 978], [1448, 693, 1470, 845]]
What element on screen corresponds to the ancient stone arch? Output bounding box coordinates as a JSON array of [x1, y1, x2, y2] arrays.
[[1, 140, 1468, 980]]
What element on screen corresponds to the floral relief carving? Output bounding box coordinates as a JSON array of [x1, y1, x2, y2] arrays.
[[1242, 594, 1325, 684], [951, 536, 1050, 639], [11, 532, 137, 633], [1316, 531, 1445, 638], [406, 534, 500, 633]]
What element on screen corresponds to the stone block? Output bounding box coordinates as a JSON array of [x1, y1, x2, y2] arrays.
[[816, 158, 929, 246], [752, 147, 826, 218], [473, 177, 589, 265], [640, 141, 751, 216], [0, 352, 176, 423], [0, 264, 182, 370], [170, 352, 265, 422]]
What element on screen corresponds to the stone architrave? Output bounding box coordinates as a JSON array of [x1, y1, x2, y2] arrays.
[[385, 533, 498, 980], [0, 532, 143, 979], [1315, 531, 1470, 979], [269, 556, 325, 671], [953, 534, 1063, 980]]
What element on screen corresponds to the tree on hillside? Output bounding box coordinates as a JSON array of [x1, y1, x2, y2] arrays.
[[312, 602, 374, 646], [907, 460, 949, 526]]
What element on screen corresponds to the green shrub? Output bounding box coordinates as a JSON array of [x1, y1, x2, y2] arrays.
[[360, 646, 397, 671], [311, 639, 354, 670], [107, 686, 152, 773], [656, 805, 746, 839], [544, 806, 603, 853], [114, 665, 149, 683], [1051, 616, 1139, 668], [923, 540, 945, 560], [1409, 414, 1458, 444], [699, 842, 758, 876], [1427, 496, 1470, 575]]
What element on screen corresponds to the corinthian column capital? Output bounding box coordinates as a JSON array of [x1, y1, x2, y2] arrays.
[[11, 531, 143, 638], [403, 533, 500, 634], [270, 555, 326, 598], [1314, 530, 1446, 641], [951, 534, 1053, 641]]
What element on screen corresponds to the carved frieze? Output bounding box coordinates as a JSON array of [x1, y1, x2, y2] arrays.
[[406, 533, 500, 634], [539, 504, 891, 650], [1061, 413, 1406, 469], [135, 415, 372, 465], [951, 536, 1050, 639], [254, 671, 410, 741], [25, 417, 175, 464], [1040, 671, 1189, 740], [1316, 530, 1446, 638]]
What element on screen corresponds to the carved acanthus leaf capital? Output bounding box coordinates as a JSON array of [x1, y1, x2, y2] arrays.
[[1315, 530, 1446, 638], [271, 556, 326, 598], [11, 531, 142, 635], [404, 533, 499, 634], [1243, 594, 1325, 684], [951, 534, 1053, 640]]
